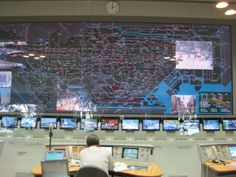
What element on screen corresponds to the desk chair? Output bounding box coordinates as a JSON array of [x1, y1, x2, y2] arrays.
[[75, 165, 109, 177], [41, 159, 69, 177]]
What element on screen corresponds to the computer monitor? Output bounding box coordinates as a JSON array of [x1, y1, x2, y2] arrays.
[[60, 117, 77, 129], [142, 118, 160, 131], [203, 119, 220, 131], [20, 117, 37, 128], [1, 116, 17, 128], [228, 146, 236, 158], [45, 151, 65, 160], [183, 119, 200, 134], [40, 117, 57, 129], [222, 119, 236, 131], [122, 148, 139, 160], [80, 118, 98, 131], [163, 119, 179, 131], [100, 117, 119, 131], [121, 118, 139, 131]]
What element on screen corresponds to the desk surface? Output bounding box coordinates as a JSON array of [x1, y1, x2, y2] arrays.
[[204, 160, 236, 174], [32, 163, 163, 177]]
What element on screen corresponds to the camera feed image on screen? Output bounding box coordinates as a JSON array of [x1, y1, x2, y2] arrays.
[[122, 148, 139, 160], [40, 118, 57, 129], [203, 119, 220, 131], [60, 118, 77, 129], [0, 23, 231, 115], [222, 119, 236, 130], [228, 146, 236, 158], [122, 119, 139, 130], [1, 116, 17, 128], [20, 117, 37, 128], [183, 119, 200, 135], [163, 119, 179, 131], [80, 119, 98, 131], [142, 119, 160, 131], [101, 118, 119, 130]]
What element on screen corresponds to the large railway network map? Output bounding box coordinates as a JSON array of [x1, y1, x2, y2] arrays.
[[0, 22, 232, 115]]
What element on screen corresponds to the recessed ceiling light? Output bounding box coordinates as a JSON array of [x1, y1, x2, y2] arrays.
[[216, 2, 229, 9], [225, 9, 236, 15]]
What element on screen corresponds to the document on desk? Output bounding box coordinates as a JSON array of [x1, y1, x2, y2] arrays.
[[113, 162, 128, 172]]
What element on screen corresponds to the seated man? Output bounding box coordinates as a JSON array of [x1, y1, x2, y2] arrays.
[[79, 134, 114, 174]]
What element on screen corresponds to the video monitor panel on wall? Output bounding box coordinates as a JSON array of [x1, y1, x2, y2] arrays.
[[163, 119, 179, 131], [100, 117, 119, 131], [40, 117, 57, 129], [122, 148, 139, 160], [142, 118, 160, 131], [80, 118, 98, 131], [203, 119, 220, 131], [20, 117, 37, 128], [121, 118, 139, 131], [222, 119, 236, 131], [0, 23, 232, 115], [1, 116, 17, 128], [183, 119, 200, 134], [60, 117, 77, 129]]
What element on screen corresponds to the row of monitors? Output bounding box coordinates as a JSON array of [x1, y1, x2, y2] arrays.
[[0, 116, 236, 131], [46, 147, 139, 161]]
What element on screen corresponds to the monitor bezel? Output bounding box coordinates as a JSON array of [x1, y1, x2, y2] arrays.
[[1, 116, 18, 128], [121, 118, 140, 131], [100, 117, 119, 131], [122, 147, 139, 160], [163, 118, 179, 131], [20, 117, 37, 129], [142, 118, 160, 131], [40, 117, 58, 129], [222, 118, 236, 131], [202, 118, 220, 131], [59, 117, 78, 130], [80, 118, 98, 131]]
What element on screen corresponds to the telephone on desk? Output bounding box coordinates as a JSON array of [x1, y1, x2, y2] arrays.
[[212, 159, 226, 165]]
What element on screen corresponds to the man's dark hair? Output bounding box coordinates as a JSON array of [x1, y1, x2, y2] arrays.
[[86, 134, 100, 146]]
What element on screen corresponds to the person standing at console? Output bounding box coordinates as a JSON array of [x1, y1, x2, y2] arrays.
[[79, 134, 114, 173]]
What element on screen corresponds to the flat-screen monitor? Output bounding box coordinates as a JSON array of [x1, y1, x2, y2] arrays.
[[142, 118, 160, 131], [100, 117, 119, 131], [40, 117, 57, 129], [102, 146, 113, 155], [45, 151, 65, 160], [60, 117, 77, 129], [183, 119, 200, 134], [163, 119, 179, 131], [222, 119, 236, 131], [80, 118, 98, 131], [203, 119, 220, 131], [122, 148, 139, 160], [1, 116, 17, 128], [228, 146, 236, 158], [121, 118, 139, 131], [20, 117, 37, 128]]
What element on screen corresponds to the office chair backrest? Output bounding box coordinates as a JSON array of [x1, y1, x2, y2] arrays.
[[75, 165, 109, 177], [41, 159, 69, 177]]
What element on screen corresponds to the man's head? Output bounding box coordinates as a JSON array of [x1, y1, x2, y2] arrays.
[[86, 134, 100, 147]]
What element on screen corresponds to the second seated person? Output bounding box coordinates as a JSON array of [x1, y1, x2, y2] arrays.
[[79, 134, 114, 174]]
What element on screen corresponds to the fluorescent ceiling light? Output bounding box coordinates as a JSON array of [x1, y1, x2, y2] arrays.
[[216, 2, 229, 8], [225, 9, 236, 15]]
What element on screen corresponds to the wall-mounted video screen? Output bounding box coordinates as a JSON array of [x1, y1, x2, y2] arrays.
[[60, 117, 77, 129], [121, 118, 139, 131], [199, 92, 231, 114], [203, 119, 220, 131], [142, 118, 160, 131], [163, 119, 179, 131], [40, 117, 57, 129], [122, 148, 139, 160], [100, 117, 119, 131], [1, 116, 17, 128], [222, 119, 236, 131], [80, 118, 98, 131], [0, 22, 231, 115], [183, 119, 200, 134], [20, 117, 37, 128]]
